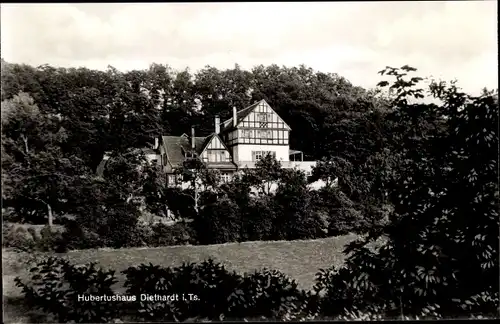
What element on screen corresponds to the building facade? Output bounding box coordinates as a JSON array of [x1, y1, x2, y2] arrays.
[[98, 100, 317, 186]]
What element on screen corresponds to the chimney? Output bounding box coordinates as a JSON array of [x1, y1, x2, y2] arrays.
[[191, 126, 195, 149], [215, 115, 220, 134], [153, 137, 159, 150], [232, 106, 237, 127]]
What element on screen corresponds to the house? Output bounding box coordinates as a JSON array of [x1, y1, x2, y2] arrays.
[[98, 100, 318, 187]]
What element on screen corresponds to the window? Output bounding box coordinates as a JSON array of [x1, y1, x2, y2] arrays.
[[206, 150, 228, 162], [219, 151, 227, 162], [258, 112, 270, 122], [220, 172, 231, 183], [242, 130, 253, 138], [258, 112, 271, 128], [252, 151, 276, 161], [168, 174, 178, 186], [257, 130, 272, 139], [151, 159, 158, 165]]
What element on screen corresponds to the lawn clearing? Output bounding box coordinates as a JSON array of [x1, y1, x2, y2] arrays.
[[3, 234, 384, 323]]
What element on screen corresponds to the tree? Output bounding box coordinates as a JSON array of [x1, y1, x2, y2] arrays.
[[194, 196, 242, 244], [322, 66, 499, 319], [274, 169, 327, 240], [174, 158, 221, 214], [2, 93, 82, 226], [243, 154, 283, 196]]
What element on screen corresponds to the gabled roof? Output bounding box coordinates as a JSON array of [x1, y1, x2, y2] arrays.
[[96, 148, 158, 176], [161, 133, 237, 172], [221, 99, 291, 132], [221, 100, 263, 132], [198, 133, 232, 156], [161, 135, 208, 167]]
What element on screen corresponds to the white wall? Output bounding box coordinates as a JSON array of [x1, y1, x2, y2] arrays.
[[234, 144, 290, 162], [146, 154, 160, 163]]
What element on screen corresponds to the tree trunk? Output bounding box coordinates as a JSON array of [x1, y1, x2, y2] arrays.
[[21, 134, 29, 154], [193, 179, 199, 214], [47, 203, 53, 227]]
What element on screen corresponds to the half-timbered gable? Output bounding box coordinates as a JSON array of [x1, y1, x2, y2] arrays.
[[220, 100, 292, 163], [199, 134, 232, 163]]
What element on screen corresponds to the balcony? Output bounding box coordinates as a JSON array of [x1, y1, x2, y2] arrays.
[[236, 160, 316, 173]]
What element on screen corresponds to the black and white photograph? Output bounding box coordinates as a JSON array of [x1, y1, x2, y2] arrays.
[[1, 1, 498, 322]]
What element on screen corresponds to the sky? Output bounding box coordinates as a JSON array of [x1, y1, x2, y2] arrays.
[[1, 1, 498, 95]]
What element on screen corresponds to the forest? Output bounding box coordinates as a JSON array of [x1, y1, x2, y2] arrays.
[[2, 59, 499, 319]]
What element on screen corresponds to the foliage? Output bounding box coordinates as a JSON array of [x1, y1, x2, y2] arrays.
[[3, 60, 498, 320], [244, 154, 283, 195], [122, 259, 311, 321], [274, 169, 328, 240], [2, 223, 37, 251], [14, 257, 120, 323], [1, 93, 84, 225], [2, 223, 65, 252], [122, 259, 243, 322], [58, 219, 103, 250], [232, 269, 311, 320], [241, 196, 278, 241], [315, 66, 499, 319], [149, 221, 196, 246], [194, 196, 243, 245]]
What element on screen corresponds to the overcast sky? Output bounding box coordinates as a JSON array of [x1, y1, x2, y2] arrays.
[[1, 2, 497, 95]]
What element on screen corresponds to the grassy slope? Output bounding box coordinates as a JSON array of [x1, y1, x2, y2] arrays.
[[3, 234, 372, 323]]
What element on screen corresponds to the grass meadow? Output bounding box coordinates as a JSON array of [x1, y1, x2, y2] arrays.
[[3, 234, 384, 323]]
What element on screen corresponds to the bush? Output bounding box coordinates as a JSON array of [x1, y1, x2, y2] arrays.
[[2, 223, 37, 251], [232, 269, 311, 320], [122, 259, 243, 322], [2, 223, 67, 252], [36, 225, 66, 252], [194, 197, 243, 245], [14, 257, 121, 323], [125, 222, 154, 248], [122, 259, 314, 321], [149, 221, 196, 247], [59, 220, 103, 250], [241, 197, 277, 241]]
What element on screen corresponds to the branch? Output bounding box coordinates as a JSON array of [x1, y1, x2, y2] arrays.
[[18, 193, 48, 206]]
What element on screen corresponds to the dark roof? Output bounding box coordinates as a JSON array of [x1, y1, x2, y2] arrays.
[[162, 135, 208, 166], [221, 100, 263, 132], [96, 148, 159, 176], [162, 133, 238, 172]]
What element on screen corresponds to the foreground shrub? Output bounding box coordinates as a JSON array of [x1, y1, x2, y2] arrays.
[[123, 259, 243, 321], [123, 259, 312, 321], [231, 269, 312, 320], [313, 67, 500, 320], [14, 257, 120, 323]]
